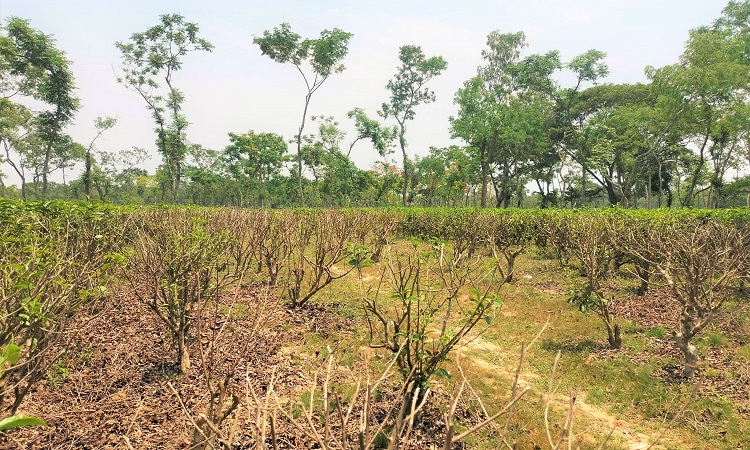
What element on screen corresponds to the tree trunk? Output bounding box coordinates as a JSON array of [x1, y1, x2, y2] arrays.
[[42, 144, 51, 198], [480, 140, 489, 208], [399, 123, 408, 206], [674, 331, 699, 378], [296, 92, 313, 207], [606, 322, 622, 349], [84, 150, 92, 200], [604, 183, 620, 206], [172, 161, 181, 203], [4, 143, 26, 200], [683, 130, 710, 207], [634, 260, 650, 296], [178, 330, 192, 376], [504, 248, 523, 283]]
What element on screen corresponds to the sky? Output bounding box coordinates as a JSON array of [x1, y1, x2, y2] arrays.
[[0, 0, 731, 184]]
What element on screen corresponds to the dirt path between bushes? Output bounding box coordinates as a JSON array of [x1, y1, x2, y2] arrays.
[[463, 337, 674, 450]]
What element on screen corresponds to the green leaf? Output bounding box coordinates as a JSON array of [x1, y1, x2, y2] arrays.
[[5, 343, 21, 365], [435, 368, 451, 380], [484, 315, 492, 325], [0, 415, 47, 431]]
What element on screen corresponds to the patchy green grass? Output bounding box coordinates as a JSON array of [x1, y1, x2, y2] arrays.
[[279, 243, 749, 449]]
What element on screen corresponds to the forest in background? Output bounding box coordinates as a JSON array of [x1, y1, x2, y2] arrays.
[[1, 1, 750, 209]]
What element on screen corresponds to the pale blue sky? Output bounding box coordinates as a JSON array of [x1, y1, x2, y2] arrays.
[[0, 0, 729, 182]]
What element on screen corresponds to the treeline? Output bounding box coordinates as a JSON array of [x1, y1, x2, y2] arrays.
[[1, 3, 750, 208]]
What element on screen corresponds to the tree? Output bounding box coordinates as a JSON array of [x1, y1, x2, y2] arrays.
[[0, 17, 79, 200], [300, 116, 378, 206], [380, 45, 447, 206], [223, 131, 286, 207], [478, 32, 532, 208], [116, 13, 213, 203], [414, 149, 446, 206], [441, 146, 480, 206], [184, 144, 229, 206], [0, 100, 33, 200], [569, 83, 660, 206], [74, 145, 147, 202], [82, 117, 117, 201], [451, 76, 493, 207], [253, 23, 353, 206], [452, 32, 560, 208], [646, 4, 750, 207]]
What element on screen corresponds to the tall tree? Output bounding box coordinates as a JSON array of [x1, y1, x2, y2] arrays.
[[76, 145, 147, 202], [299, 116, 378, 206], [0, 99, 33, 200], [452, 32, 559, 208], [646, 2, 750, 207], [116, 13, 213, 202], [414, 148, 446, 206], [0, 17, 79, 199], [254, 23, 353, 206], [451, 76, 493, 207], [82, 117, 117, 201], [570, 83, 659, 206], [184, 144, 227, 206], [477, 32, 529, 208], [380, 45, 447, 206]]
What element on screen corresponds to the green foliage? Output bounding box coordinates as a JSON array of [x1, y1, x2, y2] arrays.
[[253, 23, 353, 206], [646, 326, 666, 339], [0, 17, 80, 199], [703, 331, 729, 348], [381, 45, 448, 206], [46, 360, 70, 388], [347, 108, 399, 158], [253, 23, 352, 77], [0, 200, 126, 413], [223, 130, 286, 207], [116, 13, 213, 202], [0, 414, 47, 431]]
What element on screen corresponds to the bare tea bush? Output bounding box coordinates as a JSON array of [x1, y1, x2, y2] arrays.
[[622, 219, 747, 377], [158, 283, 277, 450], [217, 208, 268, 281], [481, 212, 535, 283], [236, 348, 530, 450], [125, 209, 237, 375], [567, 215, 622, 349], [359, 210, 399, 263], [257, 211, 297, 287], [283, 210, 365, 307], [540, 212, 574, 268], [361, 239, 501, 402]]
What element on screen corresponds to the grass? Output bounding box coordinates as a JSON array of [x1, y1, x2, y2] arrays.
[[269, 241, 750, 449]]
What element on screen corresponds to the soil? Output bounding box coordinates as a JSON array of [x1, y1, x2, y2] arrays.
[[2, 274, 747, 448], [2, 283, 480, 449], [3, 284, 294, 449]]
